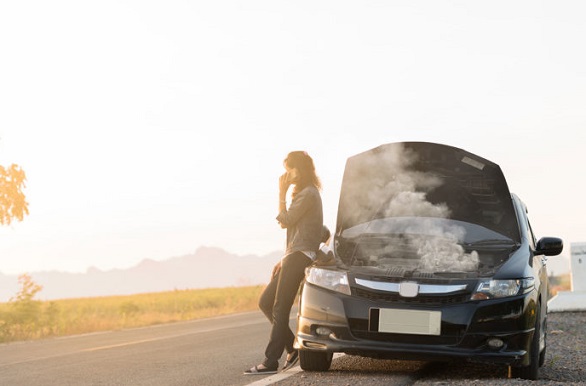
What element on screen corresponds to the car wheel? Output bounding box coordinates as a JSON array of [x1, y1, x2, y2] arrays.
[[299, 350, 333, 371], [510, 302, 542, 380]]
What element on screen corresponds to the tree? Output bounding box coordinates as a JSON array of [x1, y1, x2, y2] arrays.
[[0, 163, 29, 225], [10, 273, 44, 325], [11, 273, 43, 304], [2, 274, 44, 341]]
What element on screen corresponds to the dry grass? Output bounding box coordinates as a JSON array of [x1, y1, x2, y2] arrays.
[[1, 273, 573, 343], [0, 285, 264, 343], [549, 273, 571, 299]]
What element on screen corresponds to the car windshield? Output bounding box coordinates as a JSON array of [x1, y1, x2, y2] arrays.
[[336, 217, 518, 277]]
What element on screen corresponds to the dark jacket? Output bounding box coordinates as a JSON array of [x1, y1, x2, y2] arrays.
[[276, 185, 323, 256]]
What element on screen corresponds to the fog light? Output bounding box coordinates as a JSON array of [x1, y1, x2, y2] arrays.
[[487, 338, 504, 349], [316, 327, 332, 336]]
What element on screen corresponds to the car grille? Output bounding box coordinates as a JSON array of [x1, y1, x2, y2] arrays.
[[352, 287, 470, 305]]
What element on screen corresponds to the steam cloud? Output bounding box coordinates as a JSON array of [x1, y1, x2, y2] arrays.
[[341, 144, 479, 272]]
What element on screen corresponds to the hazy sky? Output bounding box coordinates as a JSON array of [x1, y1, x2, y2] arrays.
[[1, 0, 584, 275]]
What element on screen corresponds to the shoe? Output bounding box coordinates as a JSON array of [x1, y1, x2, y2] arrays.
[[244, 364, 278, 375], [282, 350, 299, 370]]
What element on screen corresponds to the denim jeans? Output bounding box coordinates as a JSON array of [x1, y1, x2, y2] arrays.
[[258, 251, 312, 369]]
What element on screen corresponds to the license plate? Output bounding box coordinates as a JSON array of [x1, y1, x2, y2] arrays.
[[369, 308, 441, 336]]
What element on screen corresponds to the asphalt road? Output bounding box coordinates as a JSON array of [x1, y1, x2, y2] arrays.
[[0, 311, 273, 386], [3, 310, 577, 385], [0, 310, 418, 386]]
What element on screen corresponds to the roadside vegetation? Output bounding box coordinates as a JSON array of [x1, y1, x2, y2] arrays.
[[549, 272, 571, 299], [0, 274, 264, 343], [0, 273, 572, 344]]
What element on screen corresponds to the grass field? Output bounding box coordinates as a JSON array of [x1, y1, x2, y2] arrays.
[[0, 273, 573, 344], [0, 285, 265, 343], [549, 273, 572, 298]]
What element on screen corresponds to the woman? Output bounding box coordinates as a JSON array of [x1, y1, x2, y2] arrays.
[[245, 151, 323, 374]]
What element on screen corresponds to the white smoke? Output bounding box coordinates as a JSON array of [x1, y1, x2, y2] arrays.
[[417, 236, 479, 272], [341, 144, 479, 272], [385, 191, 449, 218], [341, 144, 450, 221]]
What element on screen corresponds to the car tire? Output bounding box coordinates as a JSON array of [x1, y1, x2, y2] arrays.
[[510, 302, 542, 380], [538, 315, 547, 367], [299, 350, 333, 371]]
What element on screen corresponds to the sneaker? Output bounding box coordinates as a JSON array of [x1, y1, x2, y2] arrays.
[[282, 350, 299, 371], [244, 364, 278, 375]]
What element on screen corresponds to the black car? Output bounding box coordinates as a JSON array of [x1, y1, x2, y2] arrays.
[[295, 142, 563, 380]]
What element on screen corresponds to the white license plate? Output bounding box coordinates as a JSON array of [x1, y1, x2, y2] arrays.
[[370, 308, 441, 336]]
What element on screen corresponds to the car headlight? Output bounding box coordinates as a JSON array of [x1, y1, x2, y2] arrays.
[[471, 278, 535, 300], [306, 267, 351, 295]]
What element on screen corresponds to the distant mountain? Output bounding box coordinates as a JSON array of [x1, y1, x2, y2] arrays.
[[0, 247, 282, 301], [0, 247, 572, 302]]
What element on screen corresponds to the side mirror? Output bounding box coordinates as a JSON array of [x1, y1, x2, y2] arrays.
[[535, 237, 563, 256]]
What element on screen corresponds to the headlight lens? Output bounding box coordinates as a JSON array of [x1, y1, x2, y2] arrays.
[[306, 267, 351, 295], [471, 278, 535, 300]]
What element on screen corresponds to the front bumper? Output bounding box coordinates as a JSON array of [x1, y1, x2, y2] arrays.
[[295, 283, 537, 366]]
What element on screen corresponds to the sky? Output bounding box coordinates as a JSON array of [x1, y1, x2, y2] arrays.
[[1, 0, 584, 276]]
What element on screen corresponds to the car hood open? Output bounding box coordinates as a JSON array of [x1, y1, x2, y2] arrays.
[[336, 142, 520, 243]]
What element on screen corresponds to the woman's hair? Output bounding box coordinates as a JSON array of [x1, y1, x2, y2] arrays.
[[284, 151, 321, 197]]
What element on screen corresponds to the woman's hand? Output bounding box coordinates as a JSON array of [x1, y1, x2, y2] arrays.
[[279, 172, 291, 196], [278, 172, 291, 211]]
